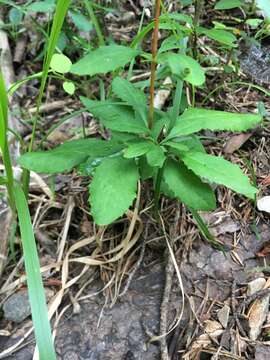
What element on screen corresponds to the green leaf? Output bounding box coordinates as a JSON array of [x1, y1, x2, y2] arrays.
[[35, 0, 71, 113], [0, 72, 8, 150], [0, 176, 7, 185], [50, 53, 72, 73], [246, 18, 263, 28], [256, 0, 270, 20], [14, 183, 56, 360], [167, 108, 262, 139], [215, 0, 242, 10], [165, 136, 206, 160], [139, 156, 156, 180], [163, 159, 216, 210], [146, 145, 166, 167], [161, 53, 205, 86], [71, 45, 138, 76], [179, 136, 206, 152], [80, 97, 148, 134], [198, 27, 237, 47], [112, 77, 148, 124], [189, 208, 222, 249], [164, 141, 189, 152], [18, 139, 123, 174], [164, 13, 193, 24], [181, 151, 257, 199], [89, 157, 139, 225], [110, 132, 138, 144], [77, 156, 104, 176], [69, 10, 93, 32], [124, 139, 154, 158], [158, 36, 183, 54], [27, 0, 55, 13], [151, 111, 169, 140], [123, 140, 166, 167], [9, 8, 23, 25], [57, 32, 68, 51], [63, 81, 75, 95]]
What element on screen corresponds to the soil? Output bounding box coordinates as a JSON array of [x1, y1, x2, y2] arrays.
[[2, 223, 270, 359]]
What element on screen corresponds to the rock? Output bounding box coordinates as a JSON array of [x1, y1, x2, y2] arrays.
[[217, 304, 230, 328], [2, 288, 54, 323], [247, 278, 270, 340], [247, 278, 266, 296], [199, 211, 240, 236], [3, 290, 31, 323], [255, 345, 270, 360], [257, 196, 270, 213]]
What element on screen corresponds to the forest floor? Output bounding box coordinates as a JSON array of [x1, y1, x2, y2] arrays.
[[1, 1, 270, 359]]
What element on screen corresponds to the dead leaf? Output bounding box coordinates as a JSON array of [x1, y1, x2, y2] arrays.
[[260, 175, 270, 186], [223, 133, 252, 154], [256, 242, 270, 257]]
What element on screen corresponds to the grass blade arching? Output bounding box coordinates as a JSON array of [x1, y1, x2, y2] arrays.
[[13, 183, 57, 360], [23, 0, 71, 193], [0, 71, 15, 212]]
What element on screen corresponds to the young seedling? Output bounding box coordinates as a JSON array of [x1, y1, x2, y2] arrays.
[[18, 1, 261, 228]]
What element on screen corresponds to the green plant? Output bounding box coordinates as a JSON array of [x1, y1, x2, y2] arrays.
[[0, 0, 72, 358], [18, 1, 262, 227], [0, 71, 56, 360]]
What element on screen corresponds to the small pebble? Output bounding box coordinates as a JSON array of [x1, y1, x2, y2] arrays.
[[3, 290, 31, 323], [2, 288, 54, 323], [257, 196, 270, 214]]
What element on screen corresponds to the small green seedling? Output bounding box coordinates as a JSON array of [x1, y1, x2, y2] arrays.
[[18, 1, 262, 227], [18, 57, 261, 225]]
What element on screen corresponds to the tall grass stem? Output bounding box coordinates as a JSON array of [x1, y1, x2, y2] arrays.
[[84, 0, 105, 46]]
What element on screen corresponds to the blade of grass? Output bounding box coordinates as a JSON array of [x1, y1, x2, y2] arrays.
[[31, 0, 72, 148], [1, 71, 56, 358], [22, 0, 71, 194], [127, 6, 146, 80], [189, 208, 225, 251], [0, 71, 15, 213], [84, 0, 105, 46], [168, 37, 188, 132], [131, 21, 155, 49], [40, 108, 86, 145], [13, 183, 56, 360]]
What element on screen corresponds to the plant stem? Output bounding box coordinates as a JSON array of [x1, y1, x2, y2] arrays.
[[154, 162, 165, 214], [84, 0, 105, 47], [127, 6, 146, 80], [192, 0, 204, 59], [168, 37, 187, 132], [169, 79, 183, 132], [148, 0, 161, 130], [22, 0, 71, 196], [2, 144, 16, 214]]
